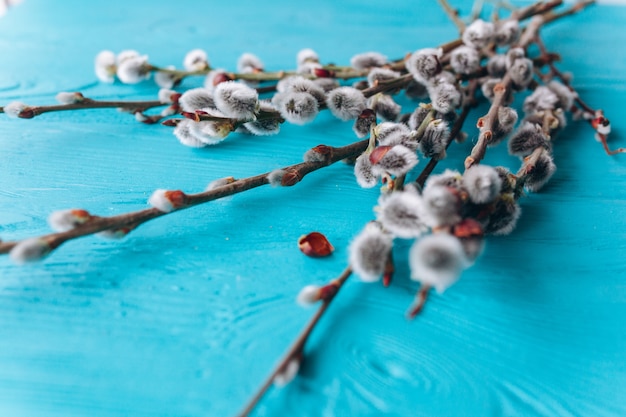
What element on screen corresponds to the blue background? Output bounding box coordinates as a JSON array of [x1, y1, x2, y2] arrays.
[[1, 1, 625, 416]]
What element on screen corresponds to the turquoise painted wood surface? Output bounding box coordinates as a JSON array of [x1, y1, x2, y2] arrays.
[[1, 1, 626, 416]]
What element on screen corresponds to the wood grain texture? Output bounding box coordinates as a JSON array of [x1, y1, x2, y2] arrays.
[[1, 1, 626, 416]]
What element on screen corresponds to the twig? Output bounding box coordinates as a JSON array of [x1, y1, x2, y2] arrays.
[[533, 33, 624, 155], [236, 267, 352, 417], [438, 0, 467, 34], [465, 14, 546, 169], [1, 98, 166, 119], [417, 80, 479, 187], [0, 140, 369, 257]]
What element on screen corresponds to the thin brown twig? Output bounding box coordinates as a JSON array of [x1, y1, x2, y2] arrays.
[[1, 98, 166, 119], [0, 140, 369, 257], [438, 0, 467, 34], [465, 14, 546, 170], [235, 267, 352, 417], [533, 33, 624, 155]]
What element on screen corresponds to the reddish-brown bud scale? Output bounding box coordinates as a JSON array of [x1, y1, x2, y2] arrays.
[[161, 119, 180, 127], [298, 232, 334, 257], [280, 169, 302, 186], [369, 146, 393, 165], [70, 209, 93, 222], [212, 72, 233, 86], [164, 190, 188, 209], [170, 93, 182, 104], [359, 108, 376, 119], [18, 108, 35, 119], [319, 282, 339, 300], [313, 68, 335, 78], [452, 218, 484, 239], [181, 111, 201, 122], [309, 145, 333, 163]]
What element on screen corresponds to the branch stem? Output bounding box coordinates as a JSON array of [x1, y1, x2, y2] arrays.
[[236, 267, 352, 417], [0, 140, 369, 256]]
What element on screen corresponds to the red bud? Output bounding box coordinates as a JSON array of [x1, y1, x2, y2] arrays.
[[164, 190, 188, 208], [298, 232, 334, 257], [313, 68, 335, 78], [452, 218, 484, 238]]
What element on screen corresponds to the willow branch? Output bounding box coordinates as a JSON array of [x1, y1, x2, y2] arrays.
[[236, 267, 352, 417], [0, 140, 369, 257]]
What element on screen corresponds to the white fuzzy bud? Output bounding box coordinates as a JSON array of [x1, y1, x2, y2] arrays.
[[368, 94, 401, 122], [523, 86, 558, 114], [213, 81, 259, 120], [421, 184, 461, 227], [409, 233, 468, 293], [509, 58, 534, 89], [296, 48, 319, 66], [296, 285, 321, 306], [206, 176, 236, 191], [280, 76, 326, 106], [273, 91, 319, 125], [354, 153, 378, 188], [173, 119, 207, 148], [274, 358, 300, 387], [547, 80, 578, 110], [184, 49, 209, 72], [425, 169, 464, 190], [297, 61, 322, 75], [463, 165, 502, 204], [376, 122, 417, 151], [524, 150, 556, 192], [179, 88, 215, 112], [377, 191, 427, 239], [326, 87, 367, 121], [313, 77, 340, 92], [367, 67, 400, 87], [487, 55, 507, 78], [158, 89, 178, 105], [189, 120, 233, 145], [148, 189, 186, 213], [491, 106, 519, 145], [154, 66, 177, 89], [428, 82, 461, 114], [484, 195, 521, 235], [3, 101, 30, 118], [494, 20, 520, 46], [349, 223, 393, 282], [350, 51, 387, 70], [116, 54, 150, 84], [508, 122, 550, 157], [462, 19, 494, 49], [237, 52, 264, 73], [116, 50, 140, 65], [267, 169, 286, 186], [419, 119, 449, 158], [371, 145, 418, 177], [450, 46, 481, 75], [95, 50, 116, 83], [55, 92, 84, 105], [10, 238, 52, 265], [405, 48, 443, 84], [48, 209, 92, 232], [243, 101, 281, 136]]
